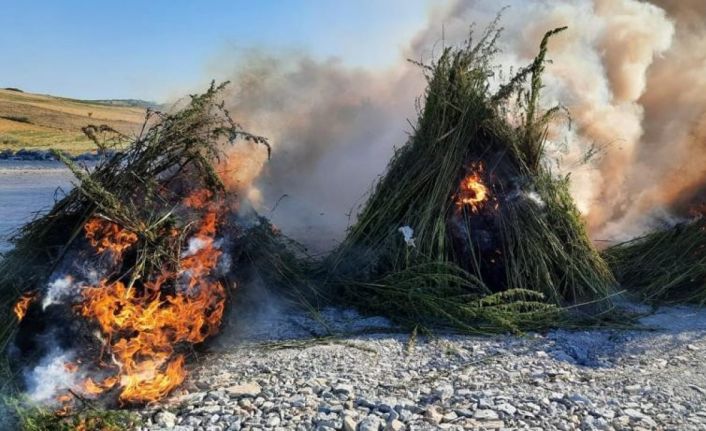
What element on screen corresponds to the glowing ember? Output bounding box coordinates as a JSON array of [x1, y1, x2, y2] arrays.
[[456, 162, 490, 212], [13, 292, 37, 321], [76, 189, 227, 404]]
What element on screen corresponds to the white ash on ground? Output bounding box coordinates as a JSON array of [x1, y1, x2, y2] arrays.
[[137, 306, 706, 431]]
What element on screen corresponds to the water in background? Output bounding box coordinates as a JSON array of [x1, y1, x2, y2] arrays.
[[0, 161, 74, 253]]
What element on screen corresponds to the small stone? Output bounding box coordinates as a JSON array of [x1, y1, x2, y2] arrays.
[[334, 383, 355, 396], [398, 408, 414, 422], [266, 415, 281, 427], [155, 411, 177, 428], [343, 416, 357, 431], [442, 411, 458, 422], [425, 406, 443, 425], [357, 398, 377, 409], [183, 416, 202, 427], [434, 384, 454, 400], [226, 382, 262, 398], [454, 408, 474, 418], [591, 408, 615, 420], [567, 394, 591, 405], [496, 403, 517, 416], [593, 417, 610, 430], [474, 409, 499, 420], [613, 416, 630, 427], [478, 398, 493, 409], [624, 385, 641, 395], [358, 415, 383, 431], [623, 408, 646, 420], [385, 419, 404, 431]]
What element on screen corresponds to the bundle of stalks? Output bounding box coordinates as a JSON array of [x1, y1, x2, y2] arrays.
[[604, 216, 706, 305], [325, 21, 614, 333], [229, 213, 323, 311]]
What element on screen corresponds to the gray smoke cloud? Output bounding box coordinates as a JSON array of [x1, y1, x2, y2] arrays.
[[209, 0, 706, 248], [218, 53, 423, 252]]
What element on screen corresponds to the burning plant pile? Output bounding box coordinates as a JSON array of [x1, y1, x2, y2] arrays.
[[0, 83, 279, 413], [325, 22, 615, 332], [604, 211, 706, 305]]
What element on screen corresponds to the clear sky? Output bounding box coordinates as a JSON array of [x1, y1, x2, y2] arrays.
[[1, 1, 434, 101]]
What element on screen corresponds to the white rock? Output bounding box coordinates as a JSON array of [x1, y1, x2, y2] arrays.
[[155, 411, 177, 428], [226, 382, 262, 398], [343, 415, 358, 431], [474, 409, 499, 420], [496, 403, 517, 416], [385, 419, 404, 431], [266, 415, 281, 427], [358, 415, 383, 431], [425, 406, 443, 425], [623, 408, 646, 419], [434, 384, 454, 400]]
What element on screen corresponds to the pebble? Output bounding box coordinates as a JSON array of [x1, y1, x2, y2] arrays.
[[154, 411, 177, 428], [132, 306, 706, 431], [474, 409, 499, 420], [225, 382, 261, 398]]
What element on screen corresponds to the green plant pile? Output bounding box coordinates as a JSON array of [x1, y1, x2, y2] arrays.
[[604, 217, 706, 305], [324, 22, 615, 333]]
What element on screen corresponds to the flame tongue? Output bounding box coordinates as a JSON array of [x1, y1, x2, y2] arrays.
[[84, 218, 138, 255], [77, 188, 227, 404], [13, 292, 37, 321], [456, 162, 490, 212]]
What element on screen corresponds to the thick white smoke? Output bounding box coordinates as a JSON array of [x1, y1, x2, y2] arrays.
[[219, 54, 423, 252], [24, 348, 79, 404], [211, 0, 705, 247]]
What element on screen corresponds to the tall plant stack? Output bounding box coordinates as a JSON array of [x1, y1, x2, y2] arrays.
[[325, 23, 615, 332]]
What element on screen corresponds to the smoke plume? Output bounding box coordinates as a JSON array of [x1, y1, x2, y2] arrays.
[[211, 0, 706, 247], [218, 54, 423, 252]]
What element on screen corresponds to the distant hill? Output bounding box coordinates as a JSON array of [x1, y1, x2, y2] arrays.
[[0, 88, 149, 154], [72, 98, 161, 110]]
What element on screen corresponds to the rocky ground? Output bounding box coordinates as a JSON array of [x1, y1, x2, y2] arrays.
[[136, 305, 706, 431]]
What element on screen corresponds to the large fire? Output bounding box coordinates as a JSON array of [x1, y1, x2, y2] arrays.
[[456, 162, 490, 212], [73, 189, 227, 404]]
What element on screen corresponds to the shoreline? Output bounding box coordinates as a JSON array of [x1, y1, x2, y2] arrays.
[[0, 148, 111, 162]]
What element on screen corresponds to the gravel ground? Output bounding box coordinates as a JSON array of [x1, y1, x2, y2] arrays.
[[136, 304, 706, 431]]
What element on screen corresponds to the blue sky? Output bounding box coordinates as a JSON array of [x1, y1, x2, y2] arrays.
[[1, 1, 434, 101]]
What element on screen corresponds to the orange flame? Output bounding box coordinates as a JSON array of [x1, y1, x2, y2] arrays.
[[13, 292, 37, 321], [76, 189, 227, 404], [84, 218, 138, 255], [456, 162, 490, 212]]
